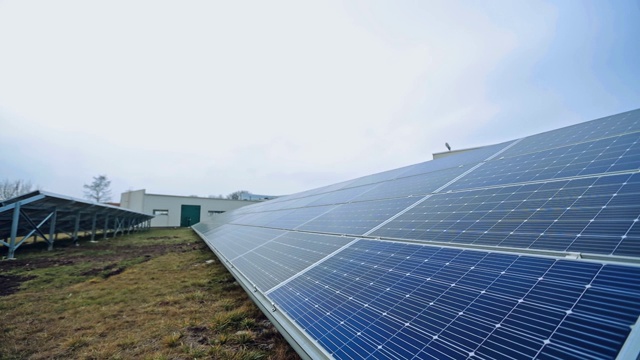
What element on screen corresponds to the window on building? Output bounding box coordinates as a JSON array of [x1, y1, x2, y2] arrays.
[[208, 210, 225, 216], [153, 209, 169, 216]]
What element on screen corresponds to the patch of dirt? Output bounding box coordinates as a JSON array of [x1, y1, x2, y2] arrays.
[[184, 325, 210, 346], [80, 263, 127, 279], [0, 241, 203, 296], [146, 236, 181, 240], [81, 263, 117, 276], [0, 242, 202, 272], [0, 274, 36, 296]]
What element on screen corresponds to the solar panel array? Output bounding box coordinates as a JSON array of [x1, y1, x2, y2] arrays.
[[194, 108, 640, 360], [1, 191, 153, 259]]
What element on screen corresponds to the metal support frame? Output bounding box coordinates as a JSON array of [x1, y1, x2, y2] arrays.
[[113, 217, 120, 237], [48, 208, 57, 251], [72, 212, 81, 246], [1, 202, 58, 259], [5, 203, 21, 259], [20, 210, 54, 245], [112, 217, 127, 238], [1, 192, 151, 259], [103, 215, 110, 239], [618, 315, 640, 359], [90, 213, 98, 242]]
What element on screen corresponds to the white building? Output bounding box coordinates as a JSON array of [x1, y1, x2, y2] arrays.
[[120, 189, 258, 227]]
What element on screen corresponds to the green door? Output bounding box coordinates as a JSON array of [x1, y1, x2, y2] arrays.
[[180, 205, 201, 227]]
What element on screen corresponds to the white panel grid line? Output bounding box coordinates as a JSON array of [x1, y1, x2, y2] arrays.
[[364, 139, 524, 237], [430, 168, 640, 197], [531, 267, 603, 360], [363, 196, 435, 237], [491, 180, 596, 250], [272, 241, 616, 360], [364, 251, 497, 358], [612, 217, 640, 255], [434, 256, 568, 359], [231, 229, 288, 261], [292, 206, 340, 230], [265, 237, 361, 295], [485, 137, 524, 161]]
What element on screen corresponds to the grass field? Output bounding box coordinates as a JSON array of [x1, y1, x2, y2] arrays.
[[0, 228, 300, 360]]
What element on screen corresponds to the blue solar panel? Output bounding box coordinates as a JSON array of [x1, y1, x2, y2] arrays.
[[305, 184, 379, 207], [298, 197, 418, 235], [231, 232, 356, 292], [372, 172, 640, 256], [500, 109, 640, 158], [419, 142, 515, 173], [268, 239, 640, 360], [448, 131, 640, 190], [250, 205, 338, 229], [193, 108, 640, 359], [199, 224, 285, 259], [349, 166, 468, 202]]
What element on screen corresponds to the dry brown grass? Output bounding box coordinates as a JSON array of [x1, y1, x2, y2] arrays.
[[0, 228, 300, 360]]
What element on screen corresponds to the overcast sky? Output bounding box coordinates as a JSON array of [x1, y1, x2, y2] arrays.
[[1, 0, 639, 201]]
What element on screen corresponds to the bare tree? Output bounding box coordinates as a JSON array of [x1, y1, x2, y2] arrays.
[[83, 175, 112, 203], [226, 190, 249, 200], [0, 179, 36, 201]]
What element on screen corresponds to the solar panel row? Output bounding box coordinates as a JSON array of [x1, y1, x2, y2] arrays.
[[194, 108, 640, 359], [373, 173, 640, 256], [269, 240, 640, 360]]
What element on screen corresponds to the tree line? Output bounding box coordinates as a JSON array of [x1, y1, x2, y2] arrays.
[[0, 179, 37, 201], [1, 176, 250, 202]]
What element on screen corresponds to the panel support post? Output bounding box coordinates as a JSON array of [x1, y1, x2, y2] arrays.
[[113, 217, 118, 237], [48, 208, 57, 251], [7, 202, 21, 259], [103, 215, 109, 239], [72, 212, 81, 246], [90, 213, 98, 242]]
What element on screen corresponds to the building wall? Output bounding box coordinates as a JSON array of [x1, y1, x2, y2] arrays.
[[120, 190, 257, 227], [120, 189, 145, 212]]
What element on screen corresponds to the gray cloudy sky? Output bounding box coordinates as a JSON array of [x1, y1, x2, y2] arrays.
[[1, 0, 639, 200]]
